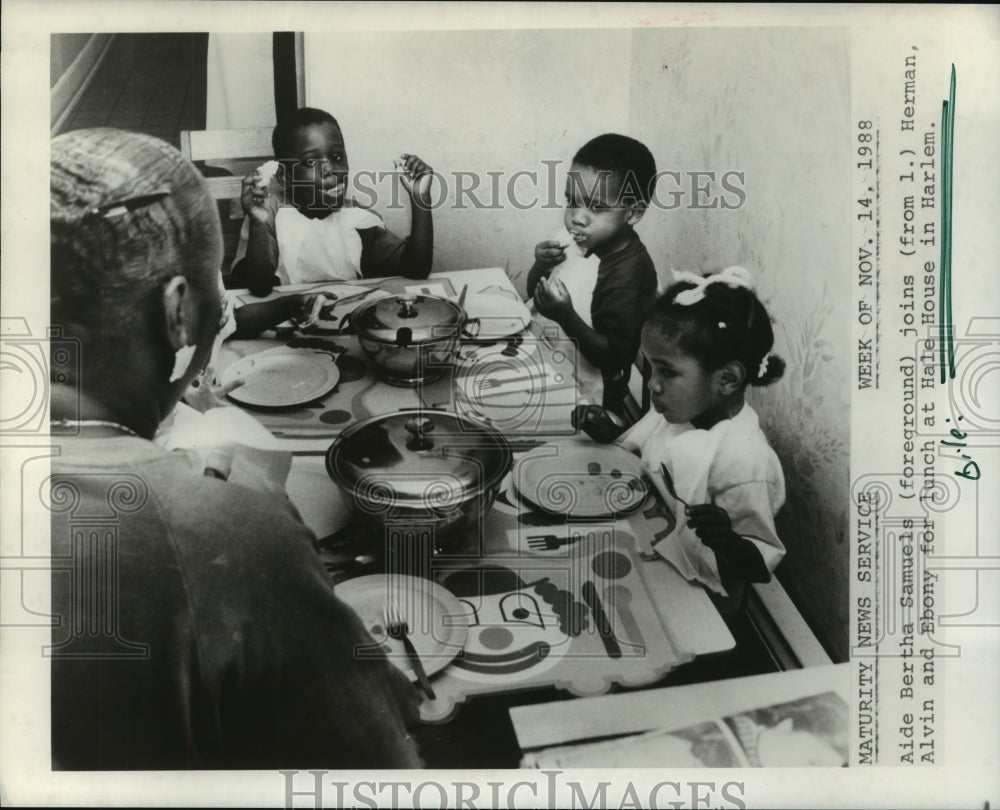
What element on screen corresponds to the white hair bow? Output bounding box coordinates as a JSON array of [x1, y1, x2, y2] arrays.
[[673, 266, 754, 306]]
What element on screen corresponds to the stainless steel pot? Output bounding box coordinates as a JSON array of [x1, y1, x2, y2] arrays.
[[350, 293, 470, 385], [325, 409, 513, 555]]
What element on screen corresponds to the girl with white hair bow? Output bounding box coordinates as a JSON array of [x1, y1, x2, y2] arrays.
[[575, 267, 787, 603]]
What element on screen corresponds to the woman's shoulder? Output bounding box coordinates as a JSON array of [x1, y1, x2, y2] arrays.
[[54, 444, 317, 571], [156, 466, 325, 597], [129, 449, 313, 543], [180, 471, 308, 535]]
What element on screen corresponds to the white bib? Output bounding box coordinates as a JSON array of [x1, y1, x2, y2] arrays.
[[274, 204, 385, 285], [528, 226, 603, 399]]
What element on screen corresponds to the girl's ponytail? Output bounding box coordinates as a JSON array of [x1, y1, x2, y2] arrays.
[[749, 352, 785, 387]]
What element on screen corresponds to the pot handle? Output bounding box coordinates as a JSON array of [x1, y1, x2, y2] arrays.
[[338, 310, 356, 335], [395, 326, 413, 348], [404, 416, 435, 450], [462, 318, 482, 340]]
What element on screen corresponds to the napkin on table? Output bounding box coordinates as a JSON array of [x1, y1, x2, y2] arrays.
[[156, 403, 292, 494]]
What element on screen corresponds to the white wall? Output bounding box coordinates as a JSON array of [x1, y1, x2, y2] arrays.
[[305, 28, 631, 287], [206, 33, 276, 130], [628, 27, 852, 660]]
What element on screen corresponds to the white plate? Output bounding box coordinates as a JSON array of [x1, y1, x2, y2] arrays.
[[462, 294, 532, 340], [222, 348, 340, 407], [512, 441, 649, 518], [335, 574, 468, 681], [285, 458, 351, 539]]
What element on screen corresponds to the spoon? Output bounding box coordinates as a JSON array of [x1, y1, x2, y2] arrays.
[[659, 463, 692, 515]]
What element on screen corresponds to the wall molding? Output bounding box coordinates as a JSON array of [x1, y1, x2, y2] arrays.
[[51, 34, 115, 135]]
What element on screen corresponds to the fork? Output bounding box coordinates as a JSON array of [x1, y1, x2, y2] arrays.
[[383, 603, 436, 700], [477, 373, 545, 389], [526, 533, 581, 550]]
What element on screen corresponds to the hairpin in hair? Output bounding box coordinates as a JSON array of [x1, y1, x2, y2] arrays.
[[673, 266, 754, 306], [87, 188, 171, 220], [757, 352, 772, 379]]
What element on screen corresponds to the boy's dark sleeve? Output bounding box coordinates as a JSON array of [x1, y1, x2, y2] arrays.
[[589, 257, 658, 373], [359, 225, 408, 278], [590, 287, 650, 371]]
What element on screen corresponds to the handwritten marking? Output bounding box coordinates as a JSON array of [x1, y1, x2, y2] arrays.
[[942, 416, 978, 480], [939, 65, 956, 381]]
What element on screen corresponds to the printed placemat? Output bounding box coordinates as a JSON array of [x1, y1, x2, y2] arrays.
[[386, 485, 694, 723]]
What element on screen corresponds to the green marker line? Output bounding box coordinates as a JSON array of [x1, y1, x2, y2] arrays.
[[939, 98, 948, 383], [947, 64, 956, 379], [940, 66, 956, 382]]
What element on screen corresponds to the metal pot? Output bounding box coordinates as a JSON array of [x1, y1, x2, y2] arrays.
[[350, 293, 470, 385], [325, 409, 513, 556]]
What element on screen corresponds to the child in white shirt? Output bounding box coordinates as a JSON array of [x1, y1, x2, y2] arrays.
[[231, 107, 434, 295], [575, 267, 786, 598]]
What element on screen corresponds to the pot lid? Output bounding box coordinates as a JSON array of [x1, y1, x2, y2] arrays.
[[326, 410, 512, 506], [352, 294, 464, 344]]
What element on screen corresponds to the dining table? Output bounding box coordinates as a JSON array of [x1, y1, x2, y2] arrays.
[[214, 266, 737, 766]]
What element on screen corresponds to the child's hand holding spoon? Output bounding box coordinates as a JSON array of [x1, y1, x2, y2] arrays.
[[659, 463, 692, 516], [659, 464, 739, 566], [534, 240, 569, 268]]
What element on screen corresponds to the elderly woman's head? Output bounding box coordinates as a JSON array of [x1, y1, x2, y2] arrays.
[[51, 129, 222, 431]]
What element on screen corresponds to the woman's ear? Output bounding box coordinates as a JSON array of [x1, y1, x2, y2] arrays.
[[716, 361, 746, 394], [162, 275, 194, 351]]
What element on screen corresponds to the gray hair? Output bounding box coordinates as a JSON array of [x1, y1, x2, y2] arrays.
[[50, 129, 221, 375]]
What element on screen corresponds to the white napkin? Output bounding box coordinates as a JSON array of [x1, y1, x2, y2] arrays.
[[157, 404, 292, 494]]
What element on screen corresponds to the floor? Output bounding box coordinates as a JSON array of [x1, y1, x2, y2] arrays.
[[60, 33, 207, 150]]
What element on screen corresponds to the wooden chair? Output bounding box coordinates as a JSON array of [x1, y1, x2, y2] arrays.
[[179, 127, 274, 278], [621, 351, 652, 425], [179, 126, 274, 206]]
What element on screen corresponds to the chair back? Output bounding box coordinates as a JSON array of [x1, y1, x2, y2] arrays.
[[179, 127, 273, 202], [179, 126, 273, 163], [621, 351, 652, 425]]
